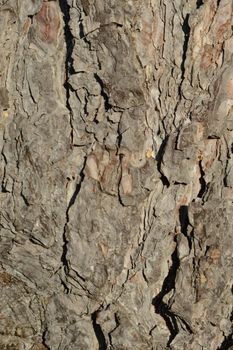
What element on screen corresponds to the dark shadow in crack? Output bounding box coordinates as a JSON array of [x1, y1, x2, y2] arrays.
[[196, 0, 204, 9], [179, 205, 189, 236], [59, 0, 75, 76], [91, 311, 107, 350], [217, 335, 233, 350], [152, 244, 180, 346], [179, 205, 193, 250], [155, 136, 170, 187]]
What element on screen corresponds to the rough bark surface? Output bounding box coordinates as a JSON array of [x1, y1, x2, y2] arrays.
[[0, 0, 233, 349]]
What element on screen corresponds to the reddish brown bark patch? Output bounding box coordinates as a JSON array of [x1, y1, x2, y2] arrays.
[[35, 1, 61, 44]]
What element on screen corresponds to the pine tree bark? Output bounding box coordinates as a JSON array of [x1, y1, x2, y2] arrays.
[[0, 0, 233, 349]]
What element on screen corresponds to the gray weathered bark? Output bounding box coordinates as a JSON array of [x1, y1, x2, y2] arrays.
[[0, 0, 233, 349]]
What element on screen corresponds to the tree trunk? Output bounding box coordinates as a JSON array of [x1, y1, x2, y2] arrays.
[[0, 0, 232, 349]]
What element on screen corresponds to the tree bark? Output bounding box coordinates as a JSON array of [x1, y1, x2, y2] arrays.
[[0, 0, 233, 349]]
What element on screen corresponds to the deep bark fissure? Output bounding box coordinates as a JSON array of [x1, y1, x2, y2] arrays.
[[59, 0, 74, 77], [61, 159, 86, 280], [91, 310, 107, 350], [108, 313, 120, 347], [196, 0, 204, 9], [216, 308, 233, 349], [197, 160, 207, 200], [1, 150, 8, 192], [61, 223, 69, 277], [41, 329, 50, 350], [179, 205, 189, 236], [59, 0, 75, 143], [217, 333, 233, 350], [20, 190, 30, 207], [155, 136, 170, 187], [152, 242, 180, 346], [67, 160, 86, 211], [178, 13, 190, 98], [117, 154, 126, 207], [181, 14, 190, 80], [94, 73, 112, 111], [59, 0, 88, 279], [179, 205, 193, 249], [79, 19, 92, 50]]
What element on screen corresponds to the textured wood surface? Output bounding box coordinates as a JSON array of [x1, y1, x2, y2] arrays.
[[0, 0, 232, 349]]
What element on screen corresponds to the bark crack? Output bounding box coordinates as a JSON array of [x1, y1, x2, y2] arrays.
[[152, 241, 180, 346], [1, 148, 9, 193], [196, 0, 204, 9], [197, 160, 207, 201], [155, 136, 170, 187], [41, 328, 50, 350], [91, 309, 107, 350], [59, 0, 75, 144], [178, 13, 190, 98], [217, 332, 233, 349], [108, 313, 120, 347], [179, 205, 192, 250], [94, 73, 112, 111], [152, 235, 194, 346], [61, 159, 86, 288]]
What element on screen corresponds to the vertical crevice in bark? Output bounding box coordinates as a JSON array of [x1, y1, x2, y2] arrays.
[[218, 306, 233, 349], [178, 13, 190, 98], [94, 73, 112, 111], [217, 334, 233, 350], [152, 241, 180, 346], [155, 137, 170, 187], [91, 310, 107, 350], [67, 159, 86, 210], [59, 0, 75, 142], [79, 20, 92, 50], [61, 159, 86, 280], [179, 205, 192, 249], [197, 160, 207, 200], [179, 205, 189, 236], [59, 0, 74, 76], [42, 329, 50, 350], [1, 150, 8, 193], [181, 14, 190, 79], [58, 0, 76, 287], [61, 225, 69, 278], [108, 313, 120, 347]]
